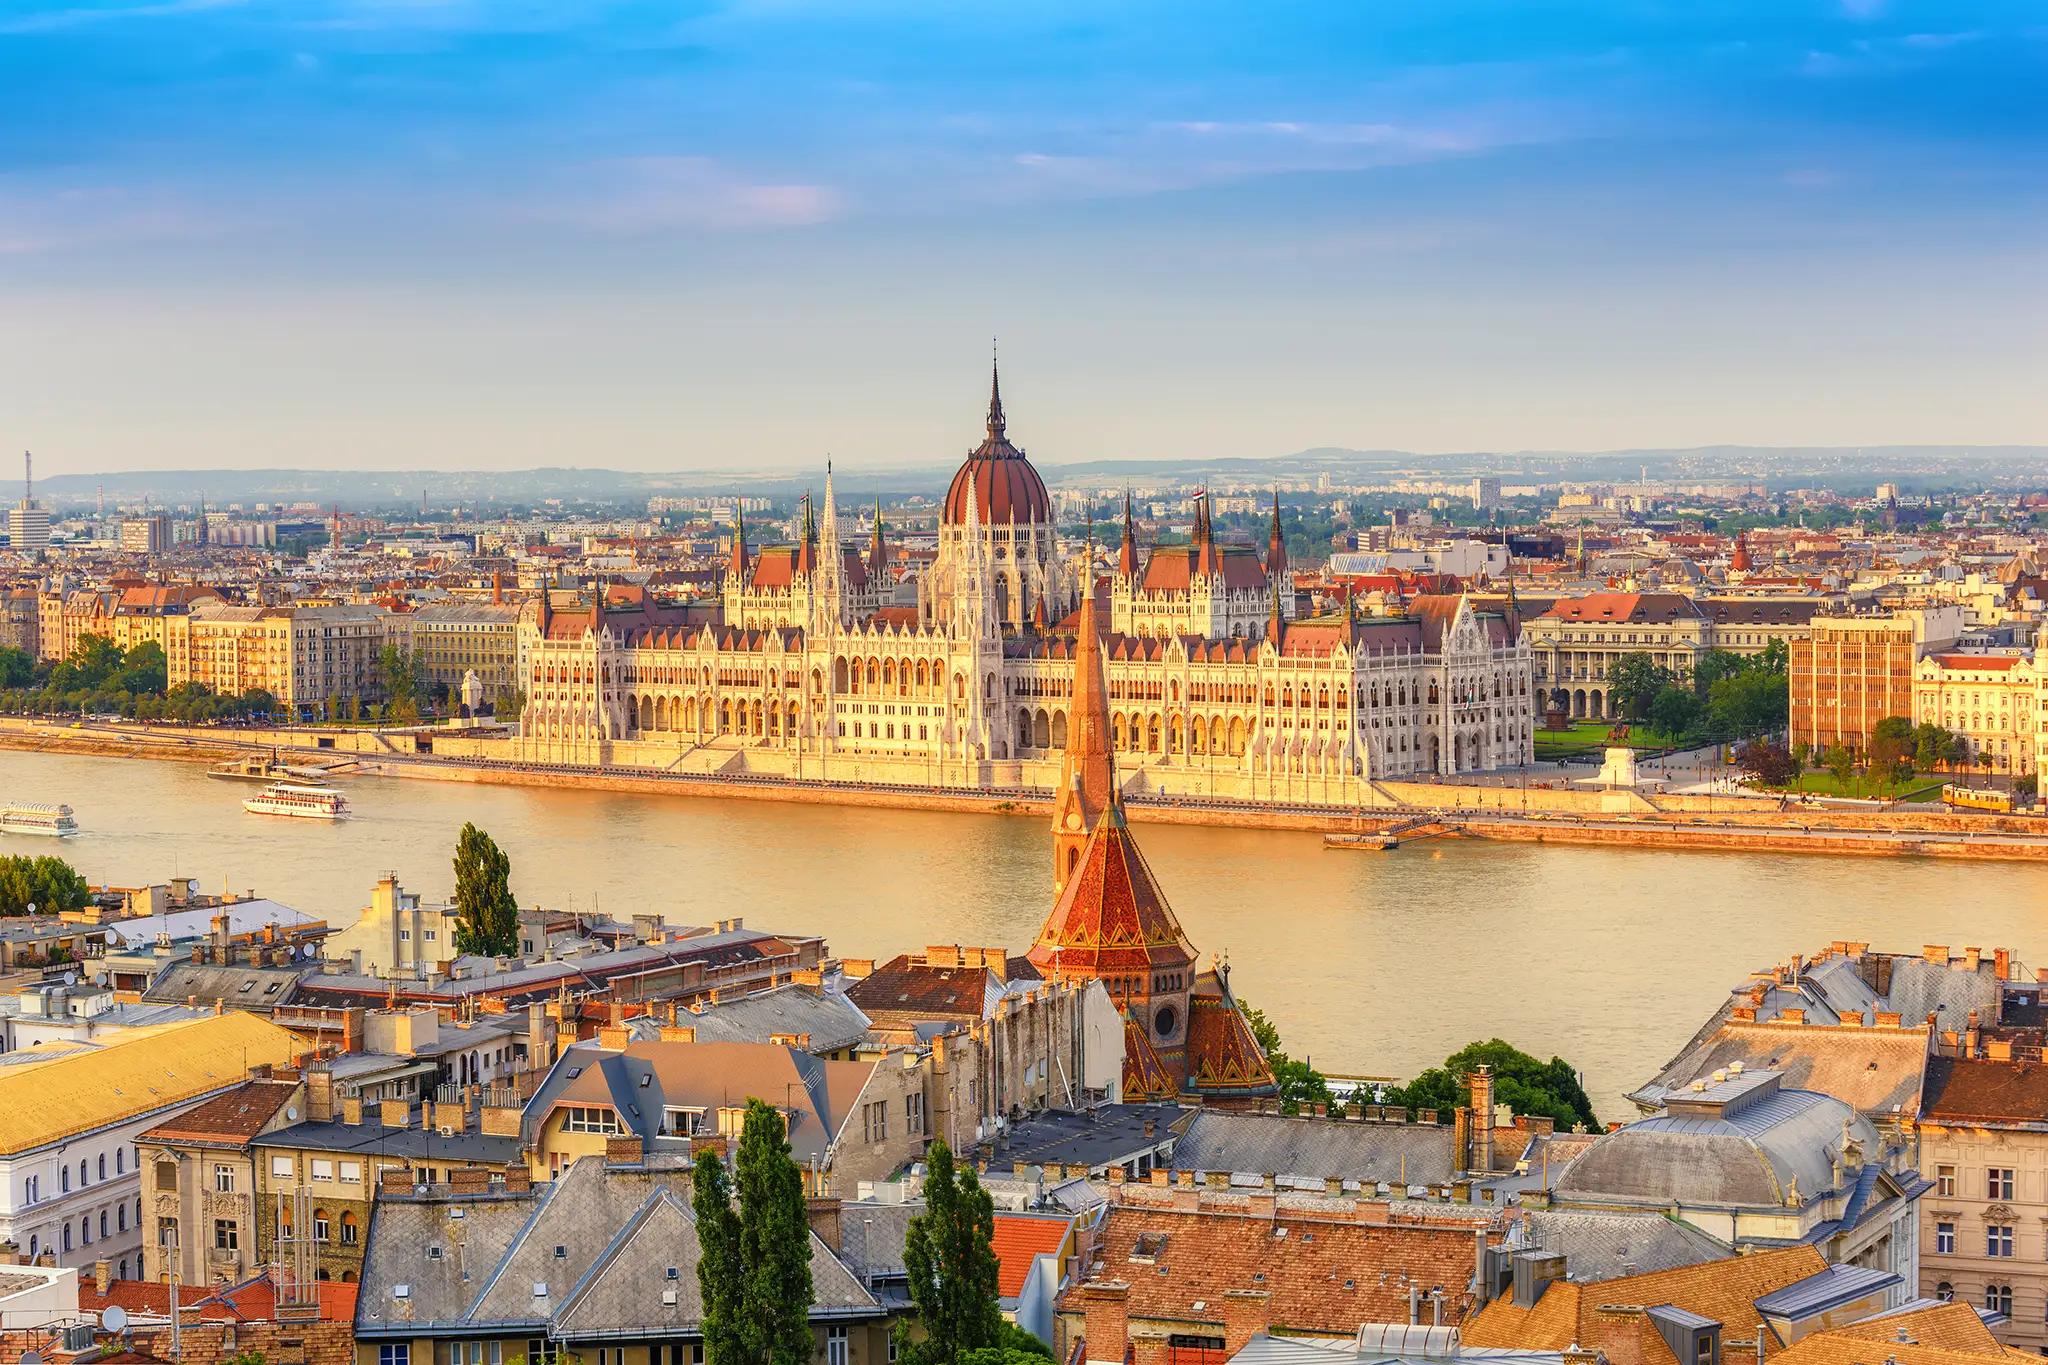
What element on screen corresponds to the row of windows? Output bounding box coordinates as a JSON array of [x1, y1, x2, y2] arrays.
[[24, 1147, 136, 1204]]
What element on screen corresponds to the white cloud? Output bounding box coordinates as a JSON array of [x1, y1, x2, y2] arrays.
[[526, 158, 842, 232]]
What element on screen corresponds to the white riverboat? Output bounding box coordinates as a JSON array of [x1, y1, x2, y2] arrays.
[[0, 804, 79, 837], [242, 783, 350, 821]]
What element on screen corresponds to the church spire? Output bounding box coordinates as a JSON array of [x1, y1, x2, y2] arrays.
[[868, 494, 888, 578], [1266, 491, 1288, 577], [1049, 573, 1119, 892], [1118, 490, 1137, 576], [986, 350, 1006, 442], [729, 503, 748, 573]]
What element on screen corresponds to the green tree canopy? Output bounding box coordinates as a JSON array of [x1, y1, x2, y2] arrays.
[[0, 856, 91, 916], [451, 823, 519, 957], [1240, 1000, 1332, 1116], [1648, 685, 1700, 738], [695, 1099, 817, 1365], [1606, 653, 1673, 722], [899, 1140, 1005, 1365], [1382, 1039, 1600, 1133]]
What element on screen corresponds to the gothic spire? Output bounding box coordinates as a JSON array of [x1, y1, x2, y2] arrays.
[[987, 351, 1006, 441], [1266, 490, 1289, 577], [1118, 490, 1138, 576], [868, 494, 888, 578], [730, 503, 748, 573]]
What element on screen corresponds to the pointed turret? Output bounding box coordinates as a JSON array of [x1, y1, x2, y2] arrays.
[[729, 505, 749, 574], [1048, 578, 1118, 892], [1194, 491, 1221, 578], [1266, 586, 1285, 648], [986, 354, 1006, 443], [1117, 492, 1138, 576], [1266, 491, 1288, 577], [792, 492, 819, 574], [868, 496, 888, 579]]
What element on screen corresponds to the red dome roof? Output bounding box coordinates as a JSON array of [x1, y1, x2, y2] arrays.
[[943, 362, 1052, 526]]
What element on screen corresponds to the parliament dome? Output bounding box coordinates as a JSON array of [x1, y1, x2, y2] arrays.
[[943, 362, 1052, 527]]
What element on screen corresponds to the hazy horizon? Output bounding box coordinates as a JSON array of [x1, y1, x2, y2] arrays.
[[4, 1, 2043, 475]]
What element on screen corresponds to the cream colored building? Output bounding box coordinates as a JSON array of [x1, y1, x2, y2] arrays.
[[167, 602, 391, 713], [403, 602, 523, 701], [1914, 643, 2042, 775], [324, 875, 463, 979], [1917, 1053, 2048, 1350]]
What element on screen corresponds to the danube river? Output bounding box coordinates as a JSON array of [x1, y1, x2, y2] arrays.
[[6, 747, 2044, 1117]]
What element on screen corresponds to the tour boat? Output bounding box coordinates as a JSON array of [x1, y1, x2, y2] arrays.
[[242, 783, 350, 821], [0, 804, 80, 838]]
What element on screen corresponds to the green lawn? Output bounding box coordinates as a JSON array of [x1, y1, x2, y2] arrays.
[[1755, 772, 1945, 801], [1534, 721, 1675, 757]]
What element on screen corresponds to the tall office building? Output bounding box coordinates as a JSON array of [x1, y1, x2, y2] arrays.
[[8, 453, 49, 555]]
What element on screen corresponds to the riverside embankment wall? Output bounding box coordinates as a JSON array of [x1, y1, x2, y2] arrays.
[[5, 718, 2044, 845]]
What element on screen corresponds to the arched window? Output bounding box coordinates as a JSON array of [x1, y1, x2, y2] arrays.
[[1935, 1282, 1953, 1302], [118, 1205, 127, 1232], [62, 1224, 71, 1253], [98, 1155, 105, 1181], [314, 1209, 331, 1242], [340, 1211, 360, 1245], [61, 1168, 69, 1194], [117, 1150, 124, 1174]]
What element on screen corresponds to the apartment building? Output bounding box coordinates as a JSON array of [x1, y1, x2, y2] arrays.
[[0, 1013, 299, 1284], [1917, 1055, 2048, 1350], [402, 602, 522, 701], [1915, 644, 2044, 775], [1792, 606, 1963, 755], [168, 602, 391, 712]]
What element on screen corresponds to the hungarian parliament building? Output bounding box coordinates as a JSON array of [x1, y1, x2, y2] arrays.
[[515, 369, 1537, 805]]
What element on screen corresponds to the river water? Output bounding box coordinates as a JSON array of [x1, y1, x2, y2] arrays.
[[5, 747, 2043, 1119]]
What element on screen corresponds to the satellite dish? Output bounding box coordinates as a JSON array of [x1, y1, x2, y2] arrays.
[[94, 974, 107, 987], [23, 1350, 43, 1365], [23, 903, 33, 916], [62, 972, 77, 987], [286, 1107, 298, 1121], [102, 1307, 128, 1333]]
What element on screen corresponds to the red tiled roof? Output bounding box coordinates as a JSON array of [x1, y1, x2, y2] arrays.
[[1930, 654, 2022, 671], [1028, 821, 1195, 978], [990, 1213, 1071, 1299], [138, 1079, 298, 1146], [1067, 1196, 1494, 1337]]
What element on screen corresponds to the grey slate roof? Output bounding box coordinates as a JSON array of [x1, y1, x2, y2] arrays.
[[627, 984, 872, 1056], [1555, 1085, 1878, 1211], [143, 961, 307, 1010], [356, 1155, 881, 1339], [250, 1119, 523, 1165], [1171, 1111, 1456, 1187], [1523, 1210, 1728, 1282]]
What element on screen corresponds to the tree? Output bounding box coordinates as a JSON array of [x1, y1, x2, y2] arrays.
[[1707, 669, 1789, 738], [1648, 685, 1700, 739], [1239, 1000, 1332, 1116], [0, 647, 32, 689], [898, 1140, 1003, 1365], [1606, 653, 1672, 722], [694, 1147, 748, 1365], [451, 823, 519, 956], [1735, 738, 1797, 787], [1869, 717, 1916, 769], [115, 641, 168, 695], [1691, 649, 1749, 696], [694, 1100, 817, 1365], [0, 855, 91, 916], [1825, 743, 1855, 788], [1382, 1039, 1600, 1133], [377, 645, 423, 705]]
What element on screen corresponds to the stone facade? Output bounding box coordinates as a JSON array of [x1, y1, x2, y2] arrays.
[[513, 375, 1536, 802]]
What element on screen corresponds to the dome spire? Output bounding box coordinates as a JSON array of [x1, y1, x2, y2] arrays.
[[987, 343, 1006, 441]]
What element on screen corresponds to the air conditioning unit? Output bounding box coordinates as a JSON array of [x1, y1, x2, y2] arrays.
[[661, 1289, 678, 1307], [437, 1125, 456, 1137]]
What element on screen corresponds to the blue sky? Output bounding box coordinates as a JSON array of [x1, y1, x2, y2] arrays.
[[2, 0, 2043, 473]]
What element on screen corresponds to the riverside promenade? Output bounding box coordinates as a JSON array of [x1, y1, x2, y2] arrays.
[[6, 715, 2046, 857]]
